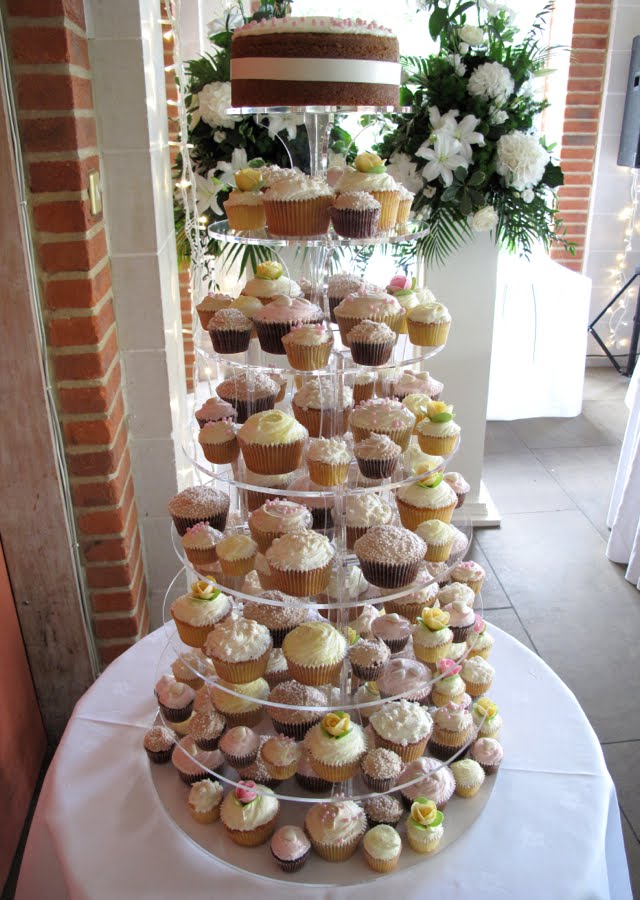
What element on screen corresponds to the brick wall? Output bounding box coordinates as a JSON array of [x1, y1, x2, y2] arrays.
[[550, 0, 613, 272], [6, 0, 149, 665]]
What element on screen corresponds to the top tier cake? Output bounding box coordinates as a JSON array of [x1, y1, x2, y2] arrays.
[[230, 16, 400, 109]]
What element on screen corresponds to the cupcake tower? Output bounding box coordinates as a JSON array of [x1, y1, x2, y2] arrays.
[[149, 108, 504, 879]]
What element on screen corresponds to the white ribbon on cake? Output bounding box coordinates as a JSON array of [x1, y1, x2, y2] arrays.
[[231, 58, 401, 85]]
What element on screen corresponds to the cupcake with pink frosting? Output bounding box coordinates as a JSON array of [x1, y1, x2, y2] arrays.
[[469, 736, 503, 775], [271, 825, 311, 873], [219, 725, 260, 769], [443, 471, 471, 508], [450, 559, 486, 595], [443, 599, 476, 642], [180, 522, 222, 567], [334, 290, 405, 345], [429, 700, 476, 761], [253, 294, 324, 355]]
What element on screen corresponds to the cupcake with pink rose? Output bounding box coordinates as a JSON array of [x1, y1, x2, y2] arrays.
[[431, 658, 466, 708], [467, 614, 495, 660], [220, 780, 280, 846], [385, 273, 420, 332]]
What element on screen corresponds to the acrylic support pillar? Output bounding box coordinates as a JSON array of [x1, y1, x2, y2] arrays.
[[421, 232, 501, 526]]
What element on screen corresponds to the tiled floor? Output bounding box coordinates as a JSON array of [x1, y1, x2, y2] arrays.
[[480, 367, 640, 894]]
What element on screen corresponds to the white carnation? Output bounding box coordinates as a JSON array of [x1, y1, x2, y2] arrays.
[[387, 152, 424, 194], [496, 132, 549, 191], [471, 205, 498, 232], [521, 188, 535, 203], [459, 25, 484, 46], [468, 62, 514, 104], [489, 106, 508, 125], [198, 82, 235, 129]]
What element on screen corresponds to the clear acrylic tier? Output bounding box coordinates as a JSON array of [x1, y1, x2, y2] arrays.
[[208, 216, 429, 248]]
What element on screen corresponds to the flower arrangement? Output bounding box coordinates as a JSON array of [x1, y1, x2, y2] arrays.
[[376, 0, 572, 265]]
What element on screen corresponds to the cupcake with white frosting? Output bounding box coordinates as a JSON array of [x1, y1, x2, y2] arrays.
[[395, 185, 414, 225], [345, 492, 393, 549], [238, 409, 308, 475], [291, 376, 353, 438], [350, 397, 416, 451], [429, 700, 476, 761], [248, 499, 313, 552], [306, 437, 351, 487], [396, 471, 458, 529], [215, 533, 258, 578], [196, 292, 233, 330], [362, 823, 402, 873], [224, 167, 266, 231], [197, 418, 239, 465], [305, 711, 367, 782], [187, 778, 224, 824], [369, 698, 433, 762], [460, 655, 495, 697], [470, 697, 502, 739], [413, 607, 453, 667], [335, 152, 400, 231], [220, 781, 280, 846], [405, 798, 444, 853], [282, 322, 333, 371], [155, 673, 195, 723], [204, 616, 272, 684], [416, 400, 461, 456], [407, 301, 452, 347], [354, 432, 402, 479], [416, 519, 455, 562], [334, 290, 405, 345], [318, 563, 369, 623], [170, 579, 232, 648], [180, 523, 222, 568], [281, 620, 347, 686], [241, 260, 302, 305], [209, 676, 269, 728], [345, 369, 376, 404], [304, 799, 366, 861], [266, 531, 335, 598], [261, 734, 302, 780], [450, 559, 486, 595], [380, 563, 439, 620], [263, 174, 334, 237], [450, 758, 485, 797]]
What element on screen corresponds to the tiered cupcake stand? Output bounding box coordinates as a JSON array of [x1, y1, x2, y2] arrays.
[[149, 107, 498, 883]]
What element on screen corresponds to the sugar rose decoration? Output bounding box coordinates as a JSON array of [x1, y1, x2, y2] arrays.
[[191, 579, 219, 600], [420, 607, 450, 630], [438, 658, 461, 678], [411, 797, 442, 827], [234, 780, 258, 804], [256, 261, 283, 280], [476, 697, 498, 719], [235, 168, 262, 192], [427, 401, 454, 422], [355, 151, 385, 174], [322, 711, 352, 737]]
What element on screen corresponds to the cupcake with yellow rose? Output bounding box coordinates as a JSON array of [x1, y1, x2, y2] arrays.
[[406, 301, 452, 347], [405, 798, 445, 854], [471, 697, 502, 740], [335, 152, 401, 232], [304, 711, 367, 782], [396, 471, 458, 529], [413, 607, 453, 666], [416, 401, 462, 457], [170, 579, 232, 648], [241, 260, 302, 306], [237, 409, 308, 476], [223, 167, 266, 231]]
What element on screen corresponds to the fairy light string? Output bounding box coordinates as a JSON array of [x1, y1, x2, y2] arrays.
[[607, 168, 640, 353]]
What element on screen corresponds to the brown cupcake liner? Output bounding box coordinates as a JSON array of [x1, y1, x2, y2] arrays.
[[211, 647, 271, 684], [145, 747, 174, 765], [255, 320, 295, 356], [224, 394, 277, 425], [170, 613, 217, 650], [308, 505, 333, 531], [425, 540, 454, 563], [171, 509, 229, 537], [363, 849, 400, 873], [407, 319, 450, 348], [183, 545, 218, 567], [295, 771, 332, 793], [306, 459, 350, 486], [463, 677, 493, 698], [209, 327, 252, 355], [271, 717, 322, 740], [357, 558, 422, 589], [370, 189, 401, 232], [416, 432, 458, 457], [350, 338, 395, 367], [307, 829, 364, 862], [284, 341, 333, 371], [335, 310, 405, 345], [330, 206, 380, 239], [238, 437, 306, 476], [428, 737, 469, 762], [355, 455, 399, 480], [223, 817, 278, 847], [285, 657, 344, 687], [396, 498, 457, 530], [218, 554, 256, 578], [309, 756, 362, 783], [201, 438, 240, 465], [328, 295, 342, 325], [350, 659, 387, 681], [372, 733, 428, 762], [350, 423, 413, 452], [269, 560, 333, 598], [245, 488, 290, 512], [291, 400, 351, 439], [346, 524, 367, 550], [379, 635, 410, 654], [361, 772, 396, 792], [193, 734, 224, 752], [264, 196, 332, 237], [264, 668, 289, 689], [272, 849, 310, 872], [476, 761, 500, 776], [224, 202, 266, 232], [221, 749, 259, 770], [450, 624, 474, 643], [268, 625, 297, 649], [219, 707, 264, 729], [177, 769, 213, 785]]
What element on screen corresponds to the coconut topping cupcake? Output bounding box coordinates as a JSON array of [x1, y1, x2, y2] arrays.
[[437, 582, 476, 609], [349, 638, 391, 681], [330, 190, 381, 238], [243, 590, 314, 647], [204, 616, 273, 683], [460, 656, 495, 697], [360, 747, 403, 792], [267, 679, 327, 739], [168, 485, 230, 536], [208, 307, 253, 354], [143, 725, 176, 764], [304, 799, 366, 862], [282, 322, 333, 371], [215, 372, 280, 423], [369, 699, 433, 762], [348, 319, 397, 366]]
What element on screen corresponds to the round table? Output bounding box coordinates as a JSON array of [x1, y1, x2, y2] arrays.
[[16, 624, 632, 900]]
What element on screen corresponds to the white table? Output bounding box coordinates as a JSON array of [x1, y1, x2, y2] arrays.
[[16, 624, 632, 900]]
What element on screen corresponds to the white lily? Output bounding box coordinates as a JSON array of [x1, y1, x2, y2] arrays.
[[387, 152, 424, 194], [194, 172, 224, 217], [214, 148, 248, 186], [452, 114, 485, 160], [265, 112, 304, 140], [419, 133, 469, 187], [448, 53, 466, 77], [428, 106, 459, 134]]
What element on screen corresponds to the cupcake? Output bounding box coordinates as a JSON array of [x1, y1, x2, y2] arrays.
[[220, 781, 280, 846], [198, 419, 239, 465], [264, 648, 289, 688], [429, 701, 475, 761], [263, 174, 334, 237], [431, 658, 466, 708], [350, 603, 381, 640], [295, 749, 332, 793], [350, 398, 415, 451], [180, 523, 222, 568], [187, 707, 226, 751], [403, 443, 444, 477], [362, 824, 402, 873], [306, 437, 351, 486], [196, 292, 233, 330], [282, 322, 333, 370], [349, 638, 390, 680], [238, 409, 308, 475], [298, 277, 313, 300], [450, 758, 485, 798], [335, 153, 400, 232], [215, 372, 279, 423], [187, 778, 224, 824], [168, 485, 230, 535], [405, 798, 444, 854], [304, 799, 366, 861], [305, 711, 367, 782], [327, 272, 367, 323], [443, 471, 471, 508], [224, 168, 266, 230], [460, 656, 495, 697], [416, 520, 455, 562], [407, 302, 452, 347], [255, 552, 276, 590], [243, 590, 314, 647], [215, 534, 258, 577], [261, 734, 302, 780], [204, 616, 272, 683], [354, 432, 401, 479], [396, 471, 458, 529], [171, 736, 223, 784], [170, 579, 231, 648], [399, 756, 455, 810], [210, 677, 269, 728], [345, 370, 376, 404], [450, 559, 486, 595], [242, 470, 296, 512], [291, 377, 353, 438], [380, 369, 443, 403], [289, 475, 335, 530], [330, 190, 381, 238], [249, 500, 313, 552], [353, 680, 384, 723], [377, 657, 432, 705], [370, 699, 432, 762], [401, 393, 432, 433], [236, 735, 281, 788], [195, 396, 238, 429], [267, 680, 327, 739], [385, 274, 420, 332], [282, 620, 347, 686], [360, 747, 403, 792], [318, 564, 369, 624], [143, 725, 176, 764], [354, 525, 426, 589], [219, 725, 260, 769], [413, 607, 453, 666], [334, 290, 405, 345], [437, 583, 475, 610], [363, 794, 403, 828], [467, 617, 495, 660], [469, 737, 503, 775], [443, 599, 476, 642], [254, 295, 324, 355], [207, 308, 253, 354], [241, 260, 302, 305], [450, 525, 470, 560], [230, 293, 262, 336], [271, 826, 311, 873], [395, 186, 414, 225], [345, 493, 393, 550], [380, 565, 439, 620], [266, 531, 335, 597], [371, 613, 412, 653]]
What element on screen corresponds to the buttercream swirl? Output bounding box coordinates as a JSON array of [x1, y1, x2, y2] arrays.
[[282, 621, 347, 666], [239, 409, 308, 445]]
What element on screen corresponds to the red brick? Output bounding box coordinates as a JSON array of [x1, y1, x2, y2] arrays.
[[563, 119, 598, 133], [565, 106, 599, 121], [557, 212, 589, 223], [7, 0, 86, 27], [40, 227, 107, 274], [10, 25, 90, 67], [66, 420, 127, 477], [71, 450, 131, 508], [34, 198, 98, 233], [76, 476, 134, 534], [83, 506, 138, 563], [91, 568, 145, 615], [557, 260, 584, 272], [561, 160, 594, 174], [93, 577, 147, 636], [573, 6, 612, 20], [47, 296, 113, 347], [566, 91, 602, 105], [44, 261, 111, 310], [86, 535, 141, 590], [52, 327, 118, 381], [573, 35, 608, 50], [571, 20, 609, 35], [21, 114, 97, 153], [58, 361, 121, 415], [17, 73, 93, 111], [63, 391, 124, 446], [28, 154, 100, 192], [563, 173, 595, 186], [562, 133, 598, 146], [561, 148, 596, 161]]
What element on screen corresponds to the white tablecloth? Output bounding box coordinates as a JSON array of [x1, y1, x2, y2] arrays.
[[16, 625, 632, 900], [607, 360, 640, 587]]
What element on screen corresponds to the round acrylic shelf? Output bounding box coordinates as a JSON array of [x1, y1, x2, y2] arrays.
[[208, 216, 429, 248], [226, 105, 413, 115]]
